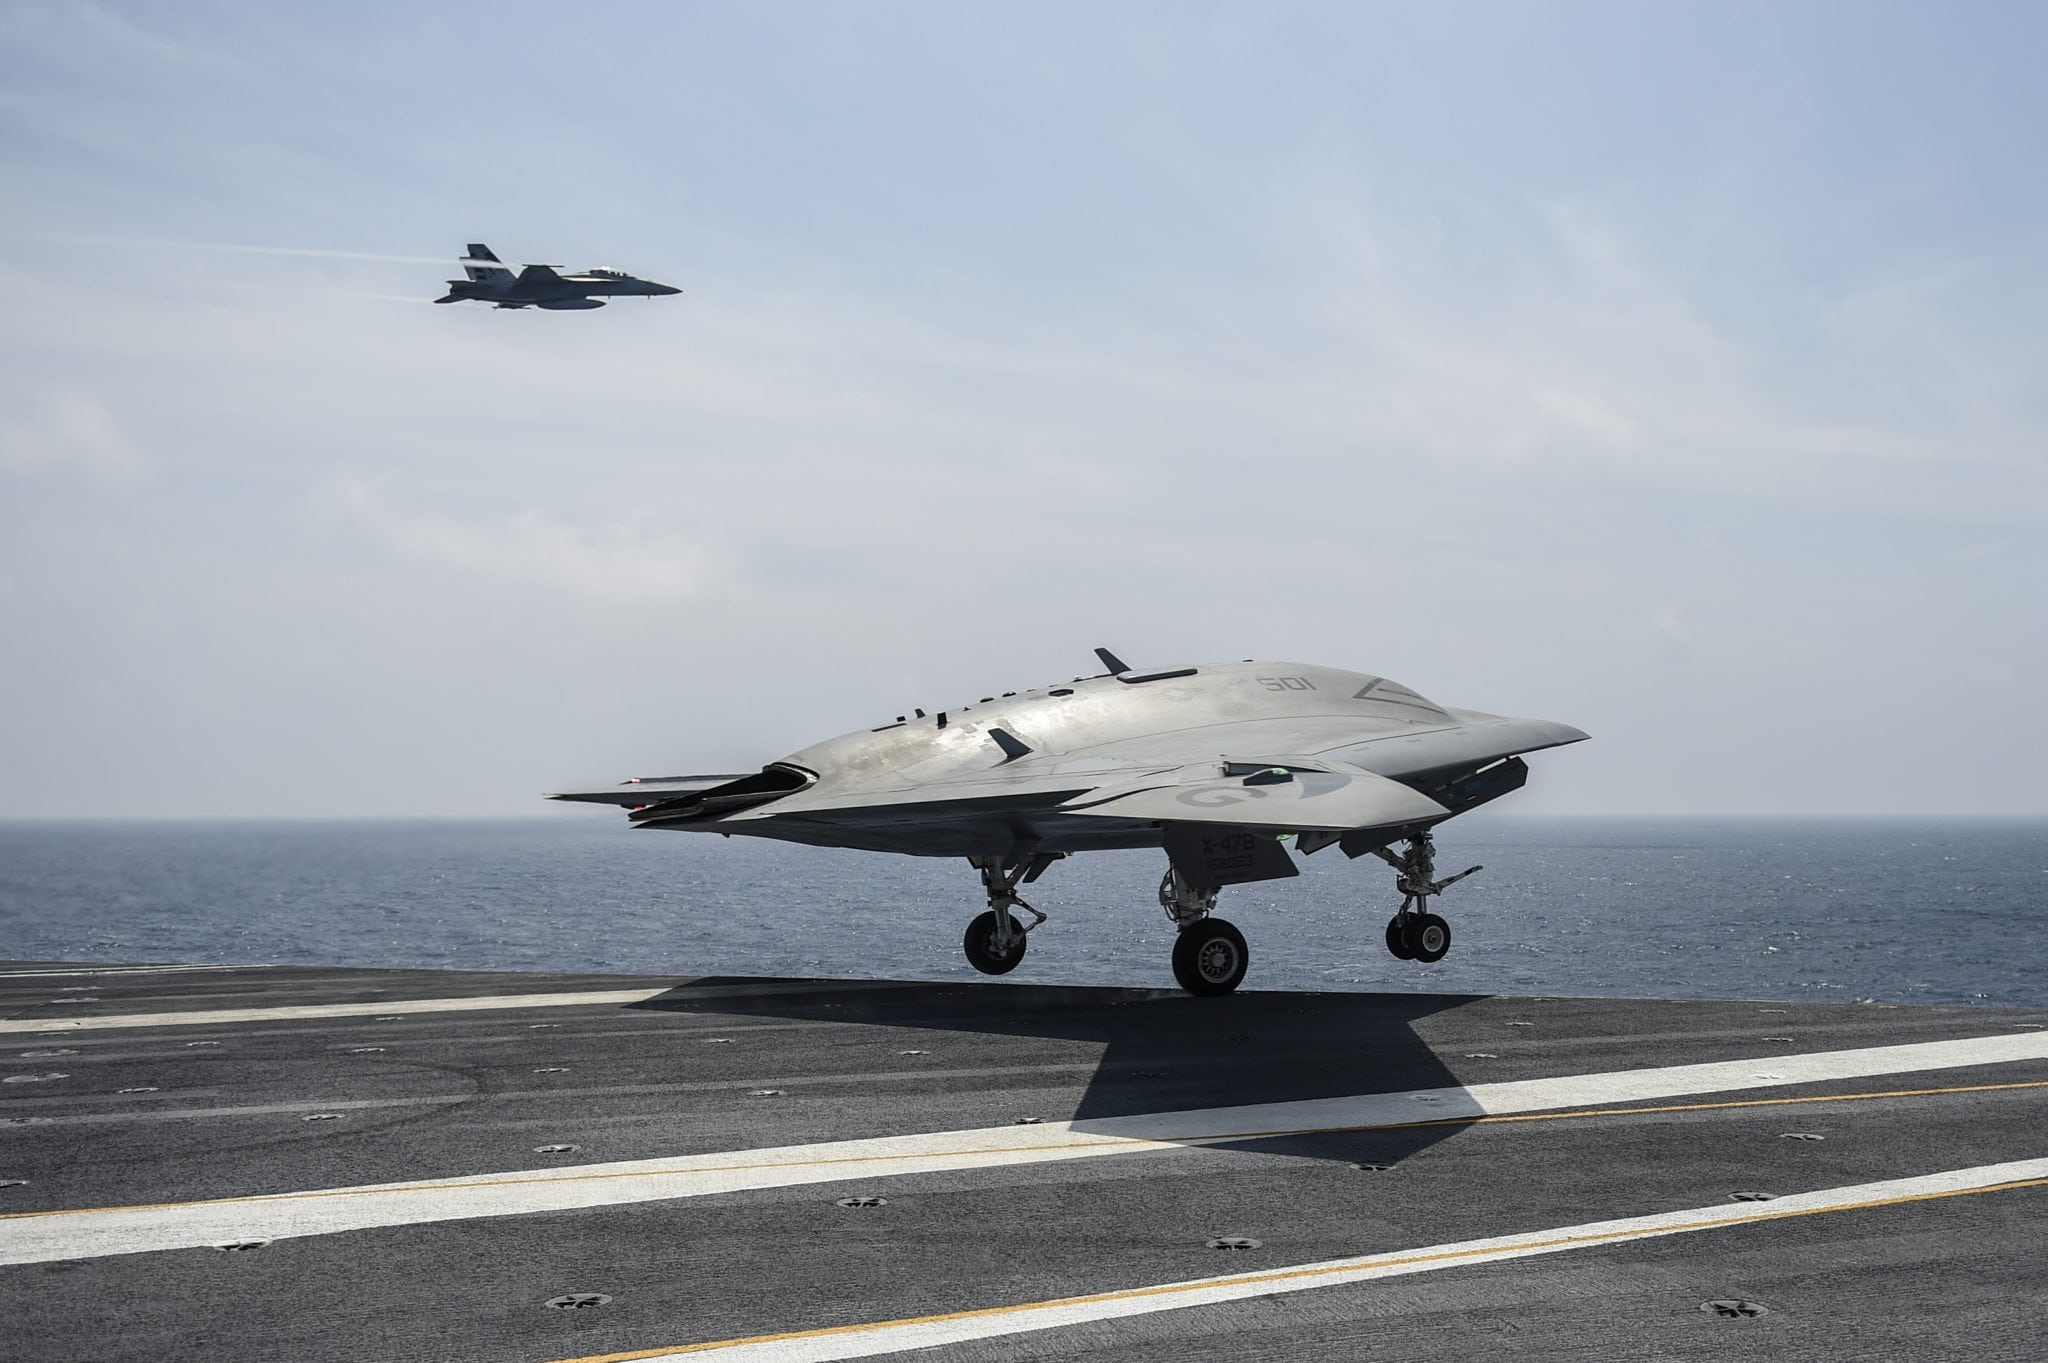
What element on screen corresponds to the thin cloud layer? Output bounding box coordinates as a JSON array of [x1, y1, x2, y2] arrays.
[[334, 483, 705, 604], [0, 385, 155, 492], [0, 4, 2042, 817]]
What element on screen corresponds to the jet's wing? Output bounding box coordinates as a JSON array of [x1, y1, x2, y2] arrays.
[[514, 264, 564, 289], [1058, 763, 1448, 833], [548, 775, 750, 808]]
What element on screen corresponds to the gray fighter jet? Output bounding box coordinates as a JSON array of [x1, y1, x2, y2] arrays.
[[553, 650, 1587, 995], [433, 244, 680, 309]]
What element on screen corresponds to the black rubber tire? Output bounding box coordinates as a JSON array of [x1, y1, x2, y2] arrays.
[[1404, 913, 1451, 964], [963, 910, 1027, 975], [1385, 915, 1416, 960], [1172, 917, 1249, 996]]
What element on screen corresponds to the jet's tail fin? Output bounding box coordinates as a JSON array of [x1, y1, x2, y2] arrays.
[[461, 244, 512, 285]]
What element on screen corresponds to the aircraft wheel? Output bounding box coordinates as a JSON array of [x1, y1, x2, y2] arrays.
[[1172, 917, 1249, 997], [1385, 915, 1416, 961], [1403, 913, 1451, 964], [963, 911, 1028, 975]]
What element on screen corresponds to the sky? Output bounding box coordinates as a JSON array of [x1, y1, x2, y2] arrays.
[[0, 1, 2043, 818]]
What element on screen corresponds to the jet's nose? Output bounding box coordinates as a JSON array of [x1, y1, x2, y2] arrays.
[[653, 282, 682, 296]]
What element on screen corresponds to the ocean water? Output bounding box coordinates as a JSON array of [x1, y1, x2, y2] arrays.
[[1, 816, 2043, 1007]]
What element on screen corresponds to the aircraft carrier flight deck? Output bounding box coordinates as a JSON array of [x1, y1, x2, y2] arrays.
[[5, 961, 2047, 1361]]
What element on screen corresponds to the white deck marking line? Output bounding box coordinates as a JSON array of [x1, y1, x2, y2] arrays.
[[553, 1158, 2048, 1362], [0, 1063, 1103, 1125], [3, 1029, 2045, 1265], [0, 988, 673, 1033], [0, 1096, 472, 1124], [0, 965, 257, 979]]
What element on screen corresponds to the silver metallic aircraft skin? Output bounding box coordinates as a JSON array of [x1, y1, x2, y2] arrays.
[[434, 243, 680, 310], [553, 652, 1587, 993]]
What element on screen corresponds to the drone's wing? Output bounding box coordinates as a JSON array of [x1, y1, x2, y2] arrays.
[[548, 775, 750, 808], [1058, 764, 1448, 833], [1053, 762, 1449, 890]]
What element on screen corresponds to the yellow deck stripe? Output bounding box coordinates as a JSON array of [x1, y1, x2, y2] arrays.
[[549, 1173, 2048, 1361]]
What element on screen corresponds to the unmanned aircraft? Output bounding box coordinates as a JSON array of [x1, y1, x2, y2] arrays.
[[434, 243, 680, 309], [553, 650, 1587, 995]]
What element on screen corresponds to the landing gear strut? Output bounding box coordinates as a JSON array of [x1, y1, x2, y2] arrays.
[[1160, 868, 1248, 996], [962, 854, 1050, 975], [1374, 831, 1480, 965]]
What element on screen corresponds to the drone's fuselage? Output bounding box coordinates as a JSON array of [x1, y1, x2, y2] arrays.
[[553, 654, 1589, 992], [563, 659, 1585, 859]]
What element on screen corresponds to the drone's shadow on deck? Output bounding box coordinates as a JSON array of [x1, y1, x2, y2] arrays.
[[630, 977, 1486, 1168]]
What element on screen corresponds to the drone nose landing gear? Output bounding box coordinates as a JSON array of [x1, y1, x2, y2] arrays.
[[962, 853, 1052, 976], [1374, 831, 1480, 965]]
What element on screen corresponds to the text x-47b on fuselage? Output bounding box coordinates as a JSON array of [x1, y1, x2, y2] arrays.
[[551, 650, 1587, 996]]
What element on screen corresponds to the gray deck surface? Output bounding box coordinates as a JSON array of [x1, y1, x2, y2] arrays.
[[4, 961, 2046, 1361]]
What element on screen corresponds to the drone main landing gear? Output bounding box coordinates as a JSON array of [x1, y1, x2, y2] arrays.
[[962, 854, 1051, 976], [1159, 868, 1248, 996], [1374, 831, 1479, 965]]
